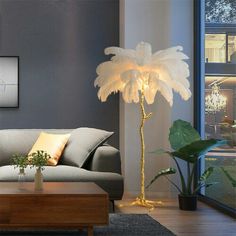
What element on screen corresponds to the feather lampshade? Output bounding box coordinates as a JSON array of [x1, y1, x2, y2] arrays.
[[94, 42, 191, 209]]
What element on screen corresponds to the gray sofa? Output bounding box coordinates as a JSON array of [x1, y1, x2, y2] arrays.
[[0, 129, 124, 201]]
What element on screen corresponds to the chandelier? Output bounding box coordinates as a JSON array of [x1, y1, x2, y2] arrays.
[[205, 84, 227, 113]]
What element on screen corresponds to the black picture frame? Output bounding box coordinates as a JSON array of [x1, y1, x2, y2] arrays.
[[0, 56, 19, 108]]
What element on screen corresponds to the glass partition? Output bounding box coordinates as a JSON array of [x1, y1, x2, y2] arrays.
[[201, 0, 236, 214], [204, 76, 236, 210]]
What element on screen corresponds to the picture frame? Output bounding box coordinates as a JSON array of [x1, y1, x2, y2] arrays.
[[0, 56, 19, 108]]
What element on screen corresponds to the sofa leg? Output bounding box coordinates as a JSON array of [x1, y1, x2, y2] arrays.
[[111, 200, 115, 212]]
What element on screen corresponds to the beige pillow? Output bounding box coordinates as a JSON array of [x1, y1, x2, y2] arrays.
[[28, 132, 70, 166]]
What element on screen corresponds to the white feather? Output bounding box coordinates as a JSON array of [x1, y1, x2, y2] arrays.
[[135, 42, 152, 66], [105, 47, 136, 57], [156, 80, 174, 106], [94, 42, 191, 105]]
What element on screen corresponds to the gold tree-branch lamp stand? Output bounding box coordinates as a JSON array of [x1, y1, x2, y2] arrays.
[[124, 86, 162, 210]]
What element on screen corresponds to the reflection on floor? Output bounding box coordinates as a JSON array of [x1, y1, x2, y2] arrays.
[[206, 151, 236, 209]]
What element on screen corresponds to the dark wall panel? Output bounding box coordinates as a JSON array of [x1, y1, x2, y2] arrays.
[[0, 0, 119, 147]]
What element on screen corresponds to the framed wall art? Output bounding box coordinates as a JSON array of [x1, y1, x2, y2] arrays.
[[0, 56, 19, 108]]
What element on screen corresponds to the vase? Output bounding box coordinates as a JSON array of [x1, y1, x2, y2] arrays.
[[34, 168, 43, 191], [18, 168, 26, 189], [178, 194, 197, 211]]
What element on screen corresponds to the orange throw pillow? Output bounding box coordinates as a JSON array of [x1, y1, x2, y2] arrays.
[[28, 132, 71, 166]]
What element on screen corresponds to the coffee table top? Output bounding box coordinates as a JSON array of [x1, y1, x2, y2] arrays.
[[0, 182, 108, 196]]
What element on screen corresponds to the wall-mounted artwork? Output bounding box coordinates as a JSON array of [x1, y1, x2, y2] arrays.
[[0, 57, 19, 108]]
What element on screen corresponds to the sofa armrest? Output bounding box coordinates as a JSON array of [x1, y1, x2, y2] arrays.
[[88, 145, 122, 174]]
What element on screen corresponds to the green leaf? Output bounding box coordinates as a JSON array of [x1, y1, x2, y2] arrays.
[[12, 154, 29, 170], [169, 119, 200, 150], [199, 167, 214, 182], [171, 139, 227, 163], [193, 182, 218, 194], [29, 150, 51, 170], [149, 148, 169, 155], [221, 168, 236, 187], [146, 168, 176, 189]]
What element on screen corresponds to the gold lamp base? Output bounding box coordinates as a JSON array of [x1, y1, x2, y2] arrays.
[[119, 196, 162, 211], [130, 197, 163, 210]]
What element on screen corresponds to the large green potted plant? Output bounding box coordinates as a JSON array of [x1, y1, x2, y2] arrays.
[[146, 119, 226, 210], [29, 150, 51, 191]]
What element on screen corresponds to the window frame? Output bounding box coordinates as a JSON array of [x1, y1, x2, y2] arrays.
[[205, 24, 236, 73]]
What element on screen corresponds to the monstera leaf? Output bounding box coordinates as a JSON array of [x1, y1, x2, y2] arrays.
[[148, 119, 227, 195], [172, 139, 227, 163], [169, 119, 200, 150], [146, 168, 176, 189], [199, 167, 215, 182], [192, 167, 218, 194]]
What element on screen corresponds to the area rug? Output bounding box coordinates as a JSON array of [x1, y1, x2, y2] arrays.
[[0, 214, 176, 236]]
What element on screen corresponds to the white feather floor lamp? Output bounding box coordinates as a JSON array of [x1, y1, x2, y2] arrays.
[[94, 42, 191, 210]]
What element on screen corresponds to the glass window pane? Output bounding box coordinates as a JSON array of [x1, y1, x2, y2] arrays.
[[204, 76, 236, 209], [205, 34, 226, 63], [205, 0, 236, 24], [228, 35, 236, 63]]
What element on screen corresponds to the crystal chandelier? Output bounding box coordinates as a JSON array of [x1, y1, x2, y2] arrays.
[[205, 84, 227, 113]]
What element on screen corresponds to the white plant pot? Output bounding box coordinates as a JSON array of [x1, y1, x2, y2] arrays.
[[34, 168, 43, 191]]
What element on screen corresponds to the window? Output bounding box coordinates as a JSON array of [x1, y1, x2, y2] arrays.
[[228, 35, 236, 62], [205, 33, 236, 63], [204, 1, 236, 213], [205, 0, 236, 24], [205, 34, 226, 63], [195, 0, 236, 216]]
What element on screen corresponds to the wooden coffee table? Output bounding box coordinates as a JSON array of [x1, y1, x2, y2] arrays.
[[0, 182, 109, 236]]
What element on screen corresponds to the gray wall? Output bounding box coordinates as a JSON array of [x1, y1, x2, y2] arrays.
[[0, 0, 119, 147], [120, 0, 193, 196]]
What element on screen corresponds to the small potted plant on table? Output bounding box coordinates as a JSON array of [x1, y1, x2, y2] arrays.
[[29, 150, 51, 191], [12, 154, 29, 188], [146, 119, 226, 210]]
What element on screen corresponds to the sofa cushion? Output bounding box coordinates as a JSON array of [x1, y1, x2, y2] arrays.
[[28, 132, 71, 166], [61, 128, 113, 167], [0, 165, 123, 200], [0, 129, 72, 166]]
